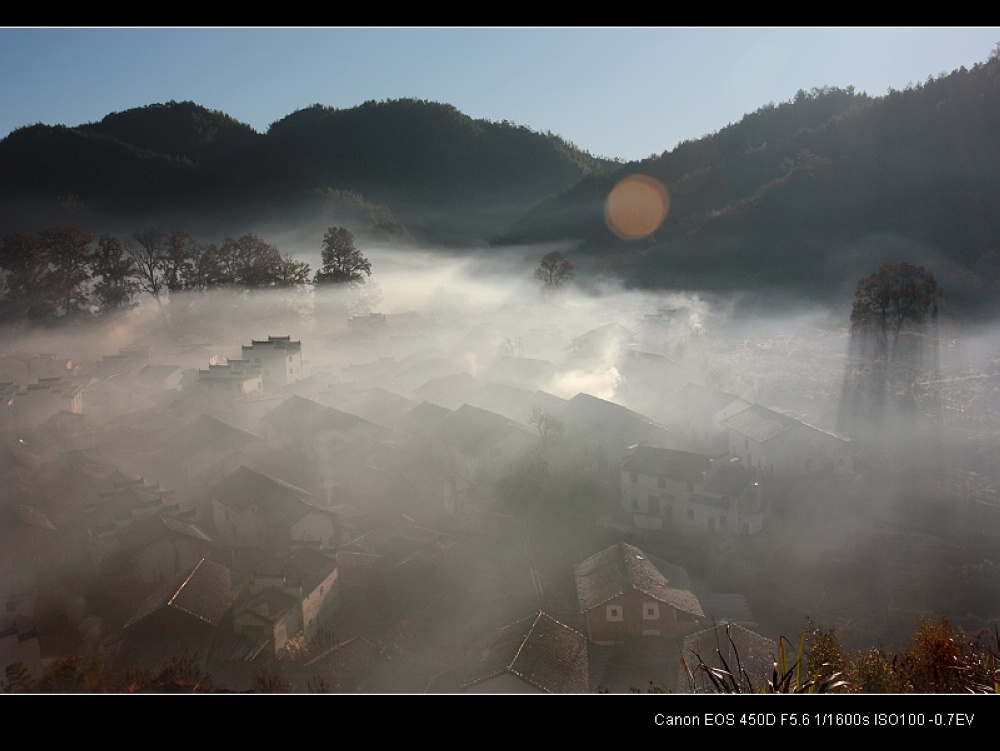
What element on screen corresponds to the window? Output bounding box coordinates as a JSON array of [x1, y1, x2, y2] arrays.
[[648, 496, 660, 515], [643, 603, 659, 620], [744, 438, 749, 449], [657, 477, 666, 489], [719, 516, 728, 530], [607, 605, 623, 621], [630, 472, 638, 483], [631, 497, 638, 510], [687, 509, 694, 521]]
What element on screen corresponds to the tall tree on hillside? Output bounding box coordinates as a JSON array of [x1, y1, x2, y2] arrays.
[[839, 262, 944, 438], [850, 262, 942, 362], [534, 250, 575, 293], [314, 227, 371, 285]]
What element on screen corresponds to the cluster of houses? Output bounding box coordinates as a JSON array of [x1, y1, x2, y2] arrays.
[[0, 310, 870, 691]]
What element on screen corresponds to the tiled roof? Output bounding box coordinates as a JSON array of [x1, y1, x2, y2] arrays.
[[423, 404, 533, 455], [703, 463, 758, 496], [575, 542, 704, 619], [277, 547, 337, 594], [721, 404, 850, 444], [671, 382, 747, 415], [126, 558, 236, 630], [720, 404, 799, 443], [461, 611, 589, 693], [397, 400, 452, 436], [208, 465, 313, 517]]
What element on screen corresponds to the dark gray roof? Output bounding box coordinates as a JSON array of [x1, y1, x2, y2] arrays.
[[207, 466, 317, 532], [461, 611, 589, 693], [671, 382, 747, 415], [397, 400, 453, 436], [620, 444, 714, 482], [277, 547, 338, 594], [720, 403, 799, 443], [704, 463, 758, 496], [423, 404, 533, 455], [125, 558, 236, 630], [575, 542, 704, 619], [721, 403, 849, 444]]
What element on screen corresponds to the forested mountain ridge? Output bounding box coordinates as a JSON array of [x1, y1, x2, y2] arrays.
[[2, 52, 1000, 316], [504, 55, 1000, 315], [0, 98, 617, 247]]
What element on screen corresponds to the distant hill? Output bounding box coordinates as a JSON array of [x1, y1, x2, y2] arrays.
[[500, 57, 1000, 316], [1, 55, 1000, 317], [0, 98, 617, 247]]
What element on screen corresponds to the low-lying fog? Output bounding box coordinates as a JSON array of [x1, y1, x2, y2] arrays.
[[4, 239, 1000, 674]]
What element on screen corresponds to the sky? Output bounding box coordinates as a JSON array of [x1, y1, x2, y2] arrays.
[[1, 26, 999, 163]]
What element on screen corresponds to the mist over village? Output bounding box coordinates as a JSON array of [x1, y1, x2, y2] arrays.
[[3, 36, 1000, 695]]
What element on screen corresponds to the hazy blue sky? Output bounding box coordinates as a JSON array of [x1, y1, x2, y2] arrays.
[[2, 27, 998, 162]]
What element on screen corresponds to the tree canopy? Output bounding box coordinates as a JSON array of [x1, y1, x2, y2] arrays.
[[314, 226, 371, 285], [850, 262, 942, 352], [534, 250, 575, 291]]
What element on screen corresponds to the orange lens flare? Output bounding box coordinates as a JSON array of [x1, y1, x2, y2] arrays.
[[604, 174, 670, 240]]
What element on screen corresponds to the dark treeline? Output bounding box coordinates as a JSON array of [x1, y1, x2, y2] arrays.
[[0, 223, 367, 323]]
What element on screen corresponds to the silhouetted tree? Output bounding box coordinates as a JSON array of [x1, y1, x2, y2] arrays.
[[90, 233, 140, 314], [0, 225, 95, 320], [39, 225, 95, 316], [202, 234, 310, 290], [534, 250, 575, 292], [850, 262, 942, 360], [314, 227, 371, 285], [840, 262, 943, 438]]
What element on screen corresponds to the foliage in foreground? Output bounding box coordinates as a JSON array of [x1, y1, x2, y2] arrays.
[[1, 652, 302, 694], [684, 616, 1000, 694]]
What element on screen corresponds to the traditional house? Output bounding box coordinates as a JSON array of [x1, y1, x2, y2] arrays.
[[336, 513, 451, 590], [0, 377, 84, 434], [194, 359, 263, 399], [457, 611, 590, 694], [115, 558, 241, 672], [482, 356, 558, 392], [557, 393, 677, 464], [207, 465, 341, 554], [620, 445, 714, 533], [260, 395, 392, 455], [575, 542, 704, 645], [233, 572, 304, 655], [665, 382, 751, 452], [97, 514, 213, 586], [620, 445, 765, 537], [423, 404, 536, 487], [721, 403, 854, 478], [241, 336, 307, 392]]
